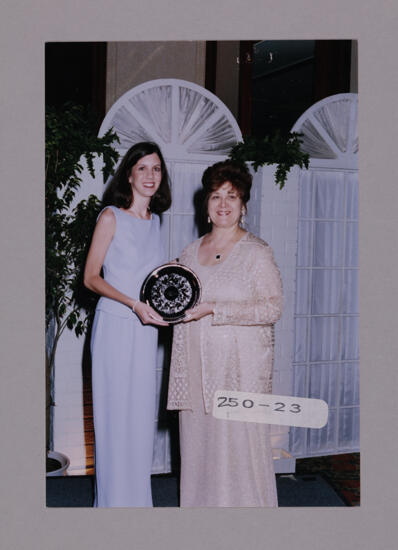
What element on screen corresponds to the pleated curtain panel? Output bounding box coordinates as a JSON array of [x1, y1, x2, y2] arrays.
[[290, 94, 359, 457]]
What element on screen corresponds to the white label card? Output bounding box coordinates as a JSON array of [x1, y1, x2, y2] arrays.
[[212, 390, 328, 428]]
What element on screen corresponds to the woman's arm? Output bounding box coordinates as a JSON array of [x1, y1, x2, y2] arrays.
[[84, 208, 168, 326], [184, 244, 283, 325], [183, 301, 215, 322], [84, 208, 120, 298], [211, 245, 283, 326]]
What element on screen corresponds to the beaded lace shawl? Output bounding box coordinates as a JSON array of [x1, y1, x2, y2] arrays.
[[167, 232, 283, 413]]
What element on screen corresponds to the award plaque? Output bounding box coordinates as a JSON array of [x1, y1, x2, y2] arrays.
[[140, 263, 201, 323]]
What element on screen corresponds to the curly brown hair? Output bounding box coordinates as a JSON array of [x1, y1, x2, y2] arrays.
[[201, 160, 252, 218]]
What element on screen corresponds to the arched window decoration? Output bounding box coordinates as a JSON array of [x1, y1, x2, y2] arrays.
[[290, 94, 359, 457], [99, 78, 242, 160], [292, 93, 358, 168]]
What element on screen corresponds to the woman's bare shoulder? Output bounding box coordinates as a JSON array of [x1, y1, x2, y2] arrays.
[[97, 206, 116, 224]]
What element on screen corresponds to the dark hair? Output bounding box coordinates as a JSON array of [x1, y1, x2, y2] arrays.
[[103, 142, 171, 214], [201, 160, 252, 215]]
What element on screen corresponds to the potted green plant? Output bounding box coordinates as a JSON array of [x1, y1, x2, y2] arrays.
[[228, 131, 309, 188], [45, 103, 119, 474]]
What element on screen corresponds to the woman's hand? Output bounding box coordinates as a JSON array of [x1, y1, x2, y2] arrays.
[[133, 301, 169, 326], [183, 302, 215, 322]]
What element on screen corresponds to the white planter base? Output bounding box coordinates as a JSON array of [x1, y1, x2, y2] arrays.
[[46, 451, 70, 477]]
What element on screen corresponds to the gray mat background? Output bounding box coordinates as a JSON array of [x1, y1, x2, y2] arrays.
[[1, 0, 397, 549]]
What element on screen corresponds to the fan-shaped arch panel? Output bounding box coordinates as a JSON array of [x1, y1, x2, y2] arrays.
[[291, 93, 358, 169], [99, 79, 242, 161]]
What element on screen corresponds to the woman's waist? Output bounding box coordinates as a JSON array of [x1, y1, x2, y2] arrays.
[[102, 248, 167, 288], [102, 269, 147, 295], [203, 323, 274, 350]]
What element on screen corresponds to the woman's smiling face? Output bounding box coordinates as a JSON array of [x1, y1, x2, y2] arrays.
[[128, 153, 162, 200], [207, 181, 243, 228]]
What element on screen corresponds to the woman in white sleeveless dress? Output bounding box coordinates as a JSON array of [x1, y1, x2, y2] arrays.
[[84, 142, 171, 507]]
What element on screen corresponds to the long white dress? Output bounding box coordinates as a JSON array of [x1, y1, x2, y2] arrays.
[[168, 233, 283, 507], [90, 206, 165, 507]]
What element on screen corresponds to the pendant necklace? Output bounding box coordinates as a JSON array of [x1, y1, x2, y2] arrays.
[[214, 230, 241, 261]]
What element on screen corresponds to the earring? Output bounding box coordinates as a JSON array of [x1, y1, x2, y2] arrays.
[[207, 216, 211, 224], [240, 208, 246, 226]]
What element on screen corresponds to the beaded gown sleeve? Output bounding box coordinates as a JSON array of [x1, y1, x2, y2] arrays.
[[167, 234, 283, 413], [212, 243, 283, 326]]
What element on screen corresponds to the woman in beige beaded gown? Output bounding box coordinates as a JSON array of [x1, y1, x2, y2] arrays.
[[167, 160, 283, 507]]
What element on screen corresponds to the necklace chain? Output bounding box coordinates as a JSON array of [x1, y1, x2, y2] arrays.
[[213, 230, 241, 260]]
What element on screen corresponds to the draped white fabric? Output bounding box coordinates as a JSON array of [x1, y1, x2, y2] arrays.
[[298, 98, 358, 159], [108, 106, 153, 152], [178, 88, 218, 144], [129, 85, 172, 144], [177, 86, 240, 153], [300, 120, 337, 159], [290, 169, 359, 456], [187, 115, 239, 155], [101, 81, 241, 157]]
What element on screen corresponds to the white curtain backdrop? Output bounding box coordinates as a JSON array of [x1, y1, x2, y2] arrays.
[[289, 93, 359, 458], [290, 168, 359, 457]]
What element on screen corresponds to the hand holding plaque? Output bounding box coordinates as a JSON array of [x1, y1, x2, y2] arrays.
[[140, 263, 201, 323]]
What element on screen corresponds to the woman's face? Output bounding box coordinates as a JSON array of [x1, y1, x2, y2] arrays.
[[207, 181, 243, 229], [128, 153, 162, 200]]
